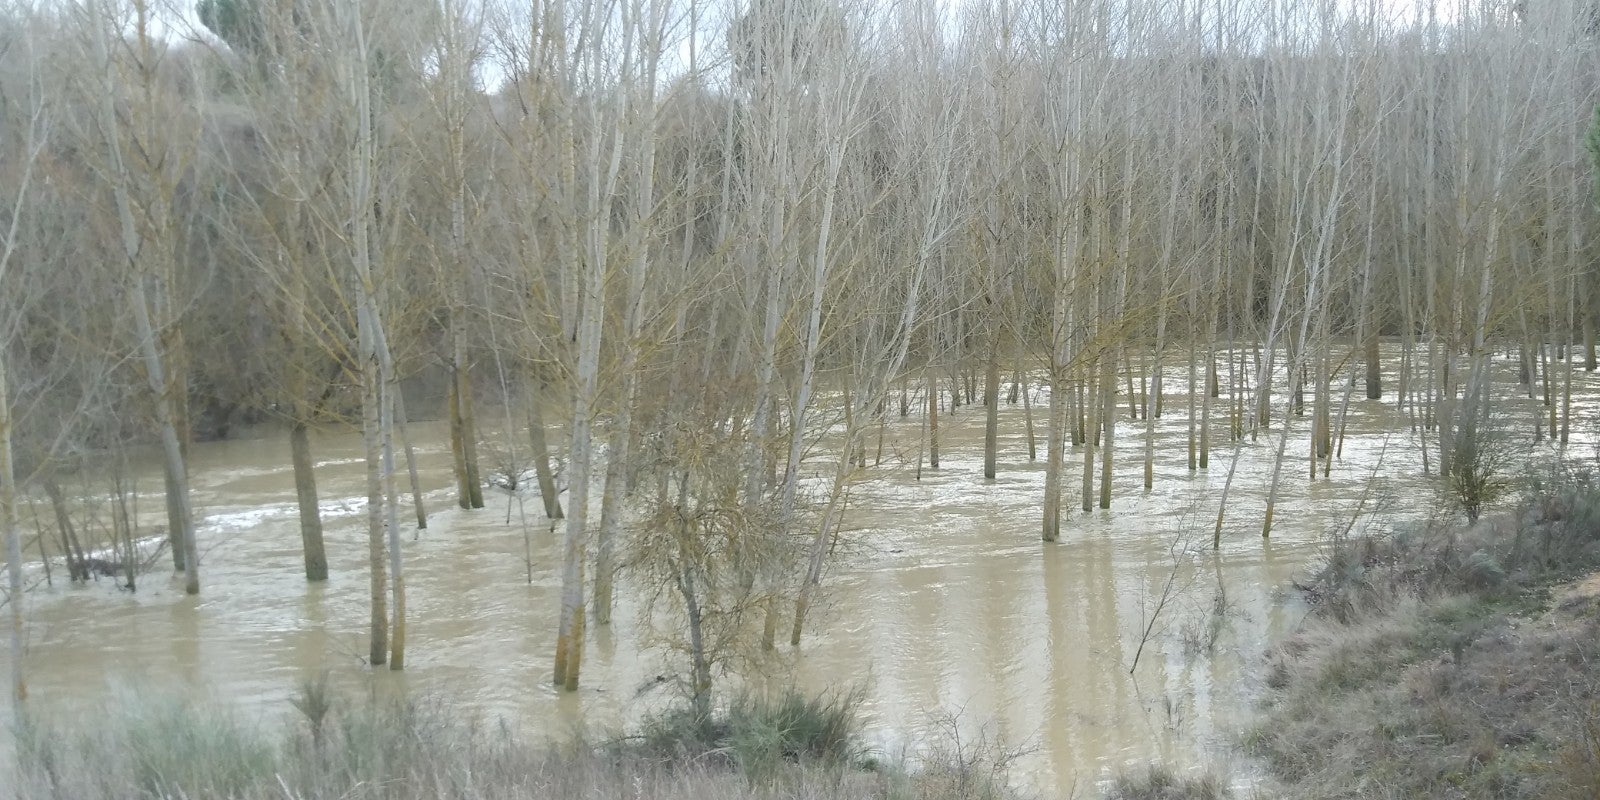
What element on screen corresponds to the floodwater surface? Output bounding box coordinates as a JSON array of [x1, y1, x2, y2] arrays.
[[4, 350, 1598, 794]]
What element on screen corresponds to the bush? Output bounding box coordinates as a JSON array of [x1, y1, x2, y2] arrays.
[[1103, 766, 1228, 800], [1442, 390, 1523, 525], [888, 713, 1030, 800], [632, 687, 865, 777], [1297, 478, 1600, 623]]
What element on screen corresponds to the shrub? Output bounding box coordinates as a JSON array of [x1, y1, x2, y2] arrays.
[[1103, 766, 1228, 800], [631, 687, 865, 777]]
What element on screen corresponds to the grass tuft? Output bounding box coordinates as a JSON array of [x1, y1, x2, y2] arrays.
[[1103, 765, 1228, 800]]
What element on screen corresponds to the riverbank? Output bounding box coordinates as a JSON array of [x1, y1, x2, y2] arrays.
[[1237, 473, 1600, 799], [5, 684, 1043, 800]]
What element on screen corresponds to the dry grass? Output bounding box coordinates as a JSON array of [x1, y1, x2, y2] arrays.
[[4, 686, 1029, 800], [1246, 476, 1600, 799], [1101, 766, 1228, 800]]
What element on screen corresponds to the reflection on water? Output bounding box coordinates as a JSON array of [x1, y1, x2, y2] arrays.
[[4, 350, 1598, 794]]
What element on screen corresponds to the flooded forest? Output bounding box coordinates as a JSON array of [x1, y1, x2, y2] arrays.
[[4, 0, 1600, 793]]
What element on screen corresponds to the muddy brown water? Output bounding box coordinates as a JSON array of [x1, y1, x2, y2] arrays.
[[4, 354, 1598, 794]]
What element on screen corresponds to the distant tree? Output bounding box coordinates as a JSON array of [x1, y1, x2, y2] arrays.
[[196, 0, 272, 60], [728, 0, 845, 86]]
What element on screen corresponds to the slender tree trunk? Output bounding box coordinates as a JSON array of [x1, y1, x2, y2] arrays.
[[43, 479, 85, 582], [593, 417, 629, 626], [1365, 331, 1381, 399], [1082, 362, 1097, 513], [162, 331, 192, 572], [382, 370, 404, 669], [676, 527, 710, 716], [129, 289, 200, 594], [162, 467, 183, 572], [289, 421, 327, 581], [556, 111, 613, 687], [360, 328, 386, 666], [1043, 358, 1066, 541], [92, 1, 198, 592], [394, 391, 426, 529], [1021, 362, 1036, 461], [528, 398, 563, 520], [1262, 367, 1299, 540], [1563, 323, 1573, 446], [1585, 309, 1596, 371], [2, 359, 23, 709], [457, 355, 484, 510], [113, 462, 135, 591], [791, 431, 858, 647], [449, 375, 471, 509], [1200, 349, 1213, 469], [1542, 341, 1556, 441], [1099, 353, 1114, 509], [1213, 437, 1245, 549], [346, 3, 387, 667], [983, 327, 1000, 480], [1187, 337, 1198, 471]]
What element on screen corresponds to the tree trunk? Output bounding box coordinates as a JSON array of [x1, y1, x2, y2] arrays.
[[457, 360, 485, 510], [983, 328, 1001, 480], [449, 378, 470, 509], [2, 359, 23, 709], [1585, 311, 1596, 371], [112, 463, 136, 592], [162, 329, 193, 572], [1187, 338, 1198, 471], [43, 479, 85, 582], [1043, 359, 1066, 541], [347, 4, 386, 667], [1021, 364, 1037, 461], [162, 467, 184, 572], [361, 335, 387, 667], [394, 391, 427, 530], [528, 399, 563, 520], [1262, 370, 1298, 540], [593, 414, 628, 626], [1200, 349, 1213, 470], [791, 430, 858, 648], [382, 374, 404, 670], [1082, 364, 1097, 513], [557, 133, 610, 688], [289, 421, 328, 581], [676, 547, 710, 717], [1365, 332, 1382, 399], [1099, 354, 1114, 509]]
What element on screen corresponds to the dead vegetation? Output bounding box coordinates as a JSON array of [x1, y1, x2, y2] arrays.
[[1102, 766, 1228, 800], [1246, 472, 1600, 799], [4, 683, 1031, 800]]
